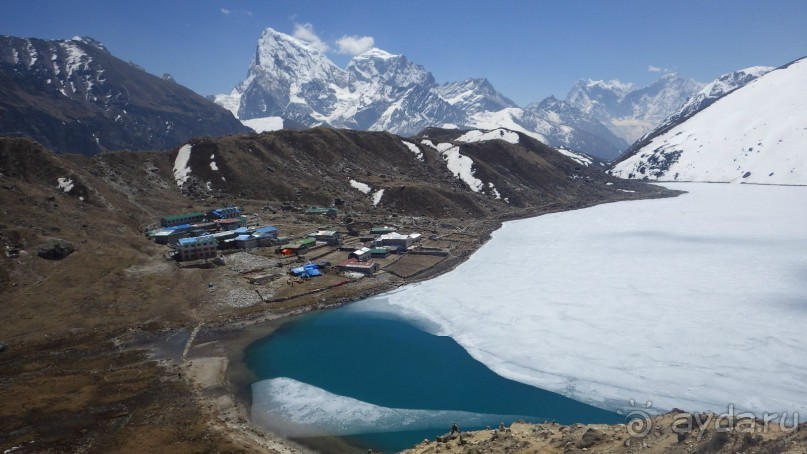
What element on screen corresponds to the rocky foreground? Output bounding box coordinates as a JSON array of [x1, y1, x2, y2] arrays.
[[402, 413, 806, 454]]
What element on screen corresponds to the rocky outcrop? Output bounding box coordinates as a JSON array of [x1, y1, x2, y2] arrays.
[[37, 238, 75, 260]]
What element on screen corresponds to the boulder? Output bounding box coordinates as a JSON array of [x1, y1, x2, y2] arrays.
[[37, 238, 75, 260], [577, 427, 606, 448]]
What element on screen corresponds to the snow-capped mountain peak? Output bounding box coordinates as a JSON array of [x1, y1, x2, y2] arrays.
[[434, 78, 518, 115], [347, 48, 433, 88], [355, 47, 397, 60], [69, 36, 109, 53]]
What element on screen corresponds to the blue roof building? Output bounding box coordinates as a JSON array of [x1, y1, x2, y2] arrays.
[[209, 206, 241, 219], [291, 263, 322, 278], [254, 226, 278, 237]]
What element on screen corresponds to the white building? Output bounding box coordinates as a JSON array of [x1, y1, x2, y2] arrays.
[[178, 235, 217, 261]]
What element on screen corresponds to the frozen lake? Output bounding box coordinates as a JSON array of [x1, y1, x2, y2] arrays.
[[382, 182, 807, 417]]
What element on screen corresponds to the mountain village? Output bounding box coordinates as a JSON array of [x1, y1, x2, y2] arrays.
[[146, 204, 466, 305]]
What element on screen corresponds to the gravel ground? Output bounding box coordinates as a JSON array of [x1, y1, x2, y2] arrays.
[[223, 252, 279, 274]]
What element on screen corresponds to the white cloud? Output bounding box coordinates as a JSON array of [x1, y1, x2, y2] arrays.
[[648, 65, 674, 74], [336, 35, 375, 55], [293, 23, 329, 52], [220, 8, 231, 15]]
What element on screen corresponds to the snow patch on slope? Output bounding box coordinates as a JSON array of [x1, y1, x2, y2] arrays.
[[467, 108, 547, 143], [456, 128, 519, 144], [57, 177, 74, 192], [421, 140, 484, 192], [556, 148, 593, 167], [349, 179, 372, 194], [173, 144, 192, 187], [401, 140, 423, 161], [372, 189, 385, 206]]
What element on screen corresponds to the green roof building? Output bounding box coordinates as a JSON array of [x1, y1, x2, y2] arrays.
[[160, 212, 205, 227]]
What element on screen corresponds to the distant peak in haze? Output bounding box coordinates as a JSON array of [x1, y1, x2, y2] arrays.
[[566, 74, 703, 142], [578, 78, 636, 95]]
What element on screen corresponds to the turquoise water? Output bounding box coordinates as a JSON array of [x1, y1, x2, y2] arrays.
[[243, 303, 622, 452]]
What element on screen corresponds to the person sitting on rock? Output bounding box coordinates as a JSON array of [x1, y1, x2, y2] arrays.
[[451, 422, 459, 434]]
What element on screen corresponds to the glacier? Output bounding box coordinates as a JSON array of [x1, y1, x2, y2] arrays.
[[371, 183, 807, 417]]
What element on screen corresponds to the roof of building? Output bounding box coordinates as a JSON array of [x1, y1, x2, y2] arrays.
[[378, 232, 420, 241], [370, 226, 396, 233], [292, 263, 322, 276], [304, 206, 336, 213], [312, 230, 338, 236], [210, 231, 237, 238], [162, 212, 204, 222], [338, 258, 377, 268], [178, 235, 215, 246], [370, 248, 389, 253], [163, 223, 192, 231], [234, 235, 253, 241], [350, 247, 372, 255], [234, 227, 251, 234], [254, 225, 278, 233], [378, 232, 408, 240], [211, 207, 240, 215]]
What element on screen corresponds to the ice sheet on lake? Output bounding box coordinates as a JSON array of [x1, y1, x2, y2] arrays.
[[380, 183, 807, 416], [251, 377, 531, 437]]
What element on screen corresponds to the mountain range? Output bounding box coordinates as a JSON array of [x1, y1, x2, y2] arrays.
[[1, 29, 802, 184], [610, 57, 806, 184], [0, 35, 249, 155], [214, 28, 704, 161]]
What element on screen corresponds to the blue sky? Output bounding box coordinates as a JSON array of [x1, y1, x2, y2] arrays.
[[2, 1, 806, 105]]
